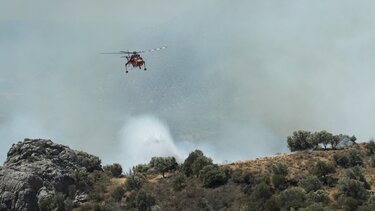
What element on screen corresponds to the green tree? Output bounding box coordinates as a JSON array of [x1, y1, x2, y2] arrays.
[[287, 130, 312, 151], [132, 164, 150, 175], [311, 130, 333, 150], [149, 156, 178, 177], [192, 156, 213, 176], [103, 163, 123, 177], [199, 165, 228, 188], [330, 135, 341, 149], [182, 150, 213, 177], [350, 135, 357, 145], [182, 150, 204, 176]]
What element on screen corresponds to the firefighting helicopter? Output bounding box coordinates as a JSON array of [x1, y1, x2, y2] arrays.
[[101, 46, 167, 73]]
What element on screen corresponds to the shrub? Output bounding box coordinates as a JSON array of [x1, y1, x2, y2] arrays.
[[271, 174, 287, 191], [64, 197, 74, 211], [76, 151, 102, 172], [172, 174, 187, 191], [269, 163, 288, 176], [88, 170, 110, 185], [333, 152, 350, 168], [344, 167, 369, 189], [111, 186, 125, 202], [365, 141, 375, 155], [358, 204, 375, 211], [335, 178, 369, 204], [298, 175, 323, 193], [337, 196, 364, 211], [306, 190, 330, 204], [358, 194, 375, 210], [232, 169, 255, 186], [39, 192, 66, 211], [103, 163, 123, 177], [370, 156, 375, 168], [252, 182, 272, 201], [126, 190, 156, 211], [71, 169, 90, 190], [124, 171, 146, 191], [300, 203, 333, 211], [199, 165, 228, 188], [87, 170, 110, 201], [263, 196, 280, 211], [276, 187, 307, 210], [348, 149, 363, 167], [197, 198, 214, 211], [39, 197, 55, 211], [231, 169, 244, 183], [313, 161, 335, 184], [335, 149, 363, 168]]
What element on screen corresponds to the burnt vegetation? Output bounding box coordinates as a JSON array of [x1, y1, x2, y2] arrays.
[[34, 132, 375, 211]]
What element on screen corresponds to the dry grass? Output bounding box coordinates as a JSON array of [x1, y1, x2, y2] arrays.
[[110, 177, 127, 185]]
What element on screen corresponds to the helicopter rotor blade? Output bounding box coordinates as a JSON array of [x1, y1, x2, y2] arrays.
[[139, 46, 167, 53], [100, 52, 127, 54], [120, 51, 140, 54], [101, 47, 167, 55]]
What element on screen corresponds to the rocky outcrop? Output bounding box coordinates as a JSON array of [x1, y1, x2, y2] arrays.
[[0, 139, 102, 211]]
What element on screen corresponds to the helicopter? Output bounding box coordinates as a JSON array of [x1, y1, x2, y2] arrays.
[[101, 46, 167, 73]]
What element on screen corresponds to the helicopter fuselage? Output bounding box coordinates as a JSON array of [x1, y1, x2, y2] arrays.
[[125, 54, 146, 69]]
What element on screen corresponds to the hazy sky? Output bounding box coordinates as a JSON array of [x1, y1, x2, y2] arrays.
[[1, 1, 375, 167]]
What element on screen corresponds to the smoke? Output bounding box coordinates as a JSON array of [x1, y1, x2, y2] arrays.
[[0, 115, 52, 164], [118, 115, 181, 168], [2, 1, 375, 165]]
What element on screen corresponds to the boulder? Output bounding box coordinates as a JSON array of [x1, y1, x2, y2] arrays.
[[0, 139, 102, 211]]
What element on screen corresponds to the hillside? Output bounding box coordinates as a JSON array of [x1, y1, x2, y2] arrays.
[[2, 139, 375, 211], [77, 142, 375, 211]]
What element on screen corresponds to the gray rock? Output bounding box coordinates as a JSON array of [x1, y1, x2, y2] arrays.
[[0, 139, 102, 211]]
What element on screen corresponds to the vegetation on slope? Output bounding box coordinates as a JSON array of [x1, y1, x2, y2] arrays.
[[40, 131, 375, 211]]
